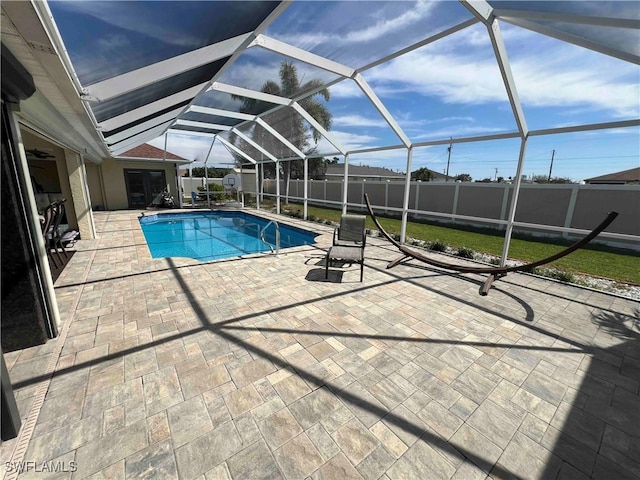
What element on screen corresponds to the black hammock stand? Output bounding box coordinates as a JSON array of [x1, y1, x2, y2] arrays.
[[363, 194, 618, 295]]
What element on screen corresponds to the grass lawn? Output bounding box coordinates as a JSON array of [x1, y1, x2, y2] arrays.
[[280, 203, 640, 285]]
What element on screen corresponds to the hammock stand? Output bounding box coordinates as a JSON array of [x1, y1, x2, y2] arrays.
[[363, 194, 618, 295]]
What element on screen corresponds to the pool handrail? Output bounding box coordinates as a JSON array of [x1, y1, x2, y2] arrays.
[[260, 220, 280, 256]]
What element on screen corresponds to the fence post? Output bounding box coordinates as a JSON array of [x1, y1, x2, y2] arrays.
[[400, 146, 413, 243], [452, 182, 460, 220], [342, 153, 349, 215], [385, 180, 389, 214], [563, 184, 580, 238], [500, 184, 510, 227], [324, 180, 327, 207]]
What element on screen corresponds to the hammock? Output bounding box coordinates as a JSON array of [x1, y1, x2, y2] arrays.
[[363, 194, 618, 295]]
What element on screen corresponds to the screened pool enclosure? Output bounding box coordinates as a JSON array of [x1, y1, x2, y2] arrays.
[[40, 1, 639, 261]]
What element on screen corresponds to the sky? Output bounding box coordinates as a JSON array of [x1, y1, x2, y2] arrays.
[[50, 1, 639, 182]]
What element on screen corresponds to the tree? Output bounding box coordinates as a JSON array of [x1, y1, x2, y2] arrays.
[[231, 61, 332, 202], [412, 167, 434, 182], [455, 173, 472, 182], [186, 167, 231, 178], [532, 175, 575, 184], [290, 157, 328, 180]]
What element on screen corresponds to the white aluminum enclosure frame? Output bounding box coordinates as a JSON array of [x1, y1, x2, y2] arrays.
[[32, 0, 639, 262]]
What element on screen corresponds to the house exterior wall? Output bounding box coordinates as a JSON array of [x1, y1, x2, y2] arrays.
[[65, 150, 94, 239], [85, 161, 104, 209], [54, 151, 77, 229], [99, 159, 178, 210]]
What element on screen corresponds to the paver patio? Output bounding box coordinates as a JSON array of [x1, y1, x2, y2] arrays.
[[3, 208, 639, 480]]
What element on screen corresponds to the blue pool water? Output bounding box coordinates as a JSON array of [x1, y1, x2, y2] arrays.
[[139, 211, 318, 262]]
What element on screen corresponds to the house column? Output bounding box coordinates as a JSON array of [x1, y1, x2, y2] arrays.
[[64, 149, 95, 239]]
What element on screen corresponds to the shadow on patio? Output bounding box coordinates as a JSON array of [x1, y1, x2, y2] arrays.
[[3, 212, 639, 480]]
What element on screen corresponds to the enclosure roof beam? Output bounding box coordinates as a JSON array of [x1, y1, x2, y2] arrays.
[[231, 128, 278, 162], [493, 9, 640, 29], [209, 82, 291, 106], [110, 120, 175, 155], [357, 18, 480, 72], [529, 119, 640, 136], [188, 105, 255, 121], [104, 106, 185, 145], [175, 119, 232, 131], [251, 34, 355, 78], [84, 34, 250, 102], [500, 17, 640, 65], [216, 135, 257, 164], [98, 83, 209, 131], [291, 101, 346, 155], [255, 118, 306, 159], [462, 0, 528, 136], [414, 131, 520, 148], [353, 73, 411, 148], [167, 129, 216, 138]]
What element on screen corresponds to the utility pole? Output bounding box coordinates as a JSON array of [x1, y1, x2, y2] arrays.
[[547, 149, 556, 183], [445, 137, 452, 181]]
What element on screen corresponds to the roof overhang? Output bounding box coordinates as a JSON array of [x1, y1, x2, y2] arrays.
[[114, 155, 191, 165], [1, 1, 109, 163]]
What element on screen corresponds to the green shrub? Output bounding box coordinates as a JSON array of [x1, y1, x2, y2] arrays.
[[456, 247, 475, 259], [547, 269, 575, 283], [197, 183, 225, 192], [429, 240, 448, 252], [489, 257, 501, 265]]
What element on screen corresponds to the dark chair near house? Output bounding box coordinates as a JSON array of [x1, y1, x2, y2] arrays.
[[43, 199, 79, 268], [325, 214, 367, 282], [40, 201, 61, 268]]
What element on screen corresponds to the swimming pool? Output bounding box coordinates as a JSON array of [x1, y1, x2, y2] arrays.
[[139, 211, 318, 262]]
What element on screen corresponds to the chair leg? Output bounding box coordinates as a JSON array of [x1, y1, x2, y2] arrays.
[[325, 251, 331, 279], [360, 259, 364, 282], [52, 242, 64, 266], [47, 248, 58, 269], [59, 242, 69, 259]]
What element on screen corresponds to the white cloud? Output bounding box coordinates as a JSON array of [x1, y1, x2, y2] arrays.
[[412, 124, 509, 141], [329, 80, 361, 99], [365, 42, 639, 118], [333, 115, 388, 128], [274, 1, 436, 47], [342, 1, 436, 43], [314, 130, 380, 155], [510, 54, 639, 117]]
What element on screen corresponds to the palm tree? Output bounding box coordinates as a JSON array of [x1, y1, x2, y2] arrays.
[[231, 61, 332, 202]]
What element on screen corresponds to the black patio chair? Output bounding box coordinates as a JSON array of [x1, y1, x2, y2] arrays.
[[326, 214, 367, 282]]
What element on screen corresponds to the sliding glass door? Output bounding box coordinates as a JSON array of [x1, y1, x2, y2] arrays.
[[124, 169, 166, 208]]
